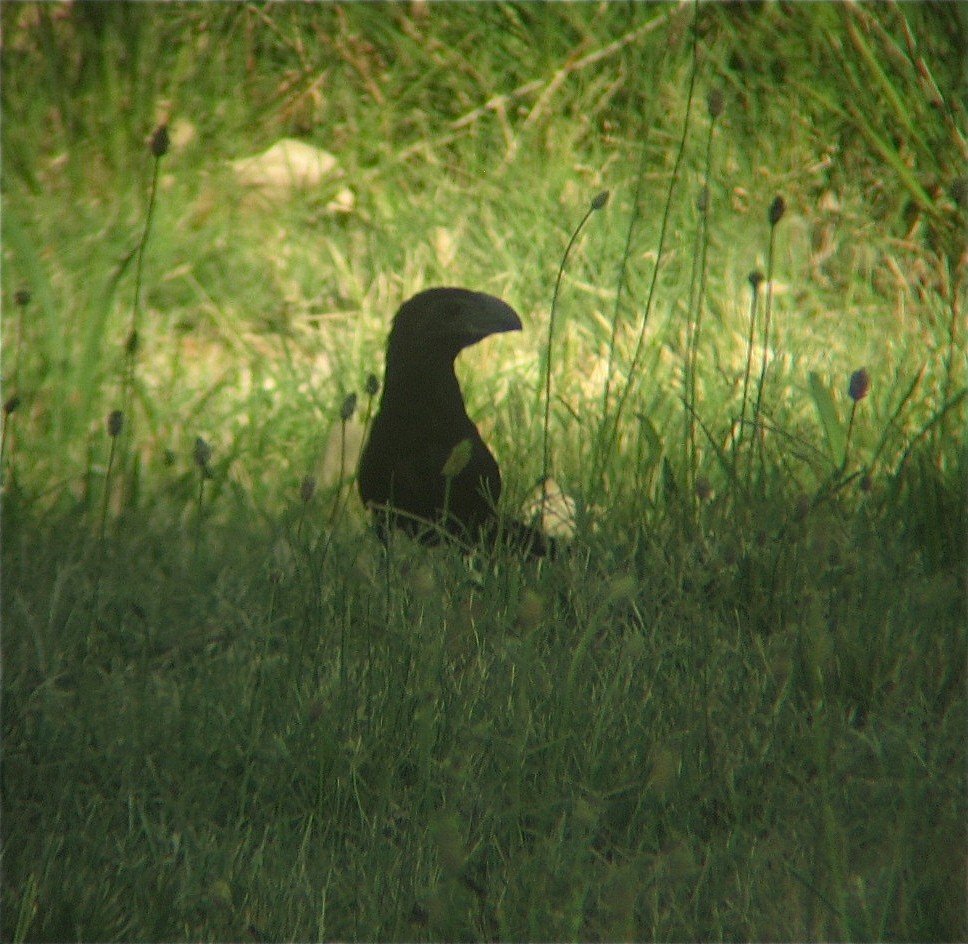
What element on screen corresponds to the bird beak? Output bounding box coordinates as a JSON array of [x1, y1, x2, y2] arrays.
[[464, 292, 523, 339]]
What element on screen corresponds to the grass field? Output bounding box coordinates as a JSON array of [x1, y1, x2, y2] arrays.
[[2, 3, 966, 941]]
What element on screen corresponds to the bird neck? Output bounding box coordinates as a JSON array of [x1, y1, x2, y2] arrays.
[[382, 348, 470, 422]]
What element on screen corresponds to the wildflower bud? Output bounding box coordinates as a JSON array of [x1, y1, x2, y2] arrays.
[[125, 329, 140, 356], [848, 368, 870, 402], [748, 270, 765, 292], [107, 409, 124, 438], [695, 477, 712, 502], [590, 190, 609, 212], [193, 436, 212, 470], [300, 475, 317, 503], [768, 195, 786, 226], [365, 373, 380, 397], [14, 288, 30, 308], [339, 392, 357, 421], [696, 186, 709, 214], [707, 87, 725, 119], [442, 438, 472, 478], [150, 124, 170, 158], [4, 395, 20, 415]]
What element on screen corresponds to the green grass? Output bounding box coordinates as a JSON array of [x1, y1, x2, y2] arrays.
[[3, 2, 966, 941]]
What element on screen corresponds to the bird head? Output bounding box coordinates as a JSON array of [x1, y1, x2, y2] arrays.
[[388, 287, 522, 359]]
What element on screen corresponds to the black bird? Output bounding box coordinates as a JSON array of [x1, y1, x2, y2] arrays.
[[358, 287, 549, 555]]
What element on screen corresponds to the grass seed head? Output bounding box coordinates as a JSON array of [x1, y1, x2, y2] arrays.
[[107, 409, 124, 438], [125, 329, 140, 356], [194, 436, 212, 470], [442, 438, 472, 478], [365, 373, 380, 397], [707, 87, 725, 118], [748, 270, 765, 292], [591, 190, 610, 211], [768, 195, 786, 225], [340, 392, 358, 421], [848, 368, 870, 402], [150, 124, 170, 158], [14, 288, 30, 308]]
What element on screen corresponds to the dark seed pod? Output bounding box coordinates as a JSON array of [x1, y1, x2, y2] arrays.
[[107, 410, 124, 438], [707, 87, 725, 119], [848, 368, 870, 403], [150, 124, 170, 158], [340, 392, 358, 421], [768, 195, 786, 226], [194, 436, 212, 469]]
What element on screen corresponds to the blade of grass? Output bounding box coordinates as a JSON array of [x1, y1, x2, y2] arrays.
[[809, 371, 846, 469]]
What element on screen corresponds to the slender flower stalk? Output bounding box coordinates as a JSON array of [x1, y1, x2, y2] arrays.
[[842, 368, 870, 471], [126, 126, 168, 372], [737, 271, 764, 478], [297, 474, 317, 541], [359, 373, 380, 469], [1, 395, 20, 487], [100, 411, 125, 540], [684, 88, 723, 503], [739, 273, 764, 435], [751, 196, 785, 480], [329, 392, 359, 528], [541, 190, 608, 518], [193, 436, 212, 559], [121, 124, 169, 442]]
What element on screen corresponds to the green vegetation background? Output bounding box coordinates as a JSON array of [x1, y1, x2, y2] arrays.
[[2, 3, 965, 941]]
